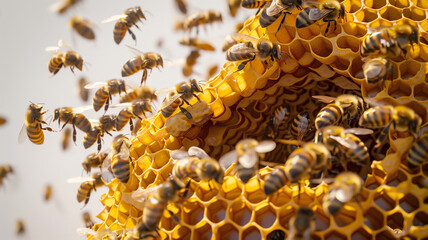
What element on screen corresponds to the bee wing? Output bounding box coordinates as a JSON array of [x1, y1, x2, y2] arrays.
[[73, 105, 93, 113], [332, 77, 360, 90], [58, 39, 73, 50], [84, 82, 107, 89], [188, 146, 210, 159], [100, 153, 112, 173], [76, 228, 97, 236], [110, 102, 132, 109], [131, 186, 160, 202], [101, 14, 128, 23], [18, 123, 27, 144], [308, 7, 332, 21], [344, 128, 374, 135], [329, 135, 358, 149], [125, 44, 145, 56], [255, 140, 276, 153], [49, 0, 67, 12], [333, 187, 354, 203], [160, 93, 182, 109], [170, 150, 190, 160], [228, 43, 258, 55], [266, 0, 285, 16], [312, 95, 336, 103], [45, 46, 60, 54], [238, 150, 258, 168], [67, 176, 96, 183], [154, 87, 175, 98], [231, 33, 259, 44], [219, 150, 238, 169], [118, 143, 130, 160], [101, 169, 114, 184]]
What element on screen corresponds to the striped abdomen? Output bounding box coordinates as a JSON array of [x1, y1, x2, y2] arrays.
[[161, 98, 182, 118], [359, 106, 393, 128], [77, 181, 94, 203], [285, 149, 314, 182], [172, 158, 199, 180], [361, 29, 398, 57], [226, 43, 256, 61], [111, 154, 130, 183], [72, 20, 95, 40], [120, 90, 138, 103], [73, 113, 92, 133], [264, 167, 288, 195], [290, 111, 309, 142], [93, 86, 109, 112], [315, 104, 343, 130], [407, 135, 428, 169], [142, 197, 165, 231], [259, 7, 281, 28], [83, 129, 100, 149], [241, 0, 265, 8], [48, 54, 64, 74], [121, 57, 144, 77], [116, 107, 134, 131], [342, 134, 369, 165], [27, 124, 44, 145], [296, 8, 316, 28], [113, 20, 127, 44], [235, 164, 257, 183]]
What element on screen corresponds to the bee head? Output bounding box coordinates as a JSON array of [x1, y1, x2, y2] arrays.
[[53, 108, 60, 121], [190, 79, 203, 93]]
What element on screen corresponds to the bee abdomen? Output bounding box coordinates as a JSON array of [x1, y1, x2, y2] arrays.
[[315, 104, 342, 130], [116, 108, 133, 131], [74, 114, 92, 132], [259, 8, 281, 28], [93, 87, 109, 112], [142, 197, 164, 230], [27, 125, 44, 145], [407, 136, 428, 169], [83, 131, 97, 149], [75, 22, 95, 40], [48, 55, 63, 74], [360, 106, 392, 128], [296, 8, 315, 28], [290, 112, 309, 138], [77, 182, 93, 202], [121, 59, 142, 77], [112, 157, 130, 183], [264, 167, 288, 195], [241, 0, 263, 9], [114, 20, 127, 44]]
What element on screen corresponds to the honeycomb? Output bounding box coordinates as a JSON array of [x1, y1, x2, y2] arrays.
[[89, 0, 428, 239]]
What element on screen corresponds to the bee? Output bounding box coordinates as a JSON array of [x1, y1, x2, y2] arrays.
[[290, 111, 310, 143], [83, 125, 105, 152], [46, 40, 84, 75], [361, 23, 419, 58], [296, 0, 346, 34], [179, 37, 215, 51], [61, 128, 72, 150], [226, 33, 284, 72], [16, 220, 25, 235], [322, 172, 363, 215], [228, 0, 241, 17], [0, 165, 13, 187], [174, 0, 188, 14], [44, 184, 53, 201], [260, 0, 303, 33], [264, 143, 330, 195], [69, 16, 95, 40], [109, 135, 132, 183], [121, 51, 164, 85], [407, 130, 428, 169], [49, 0, 82, 14], [0, 116, 7, 126], [157, 79, 204, 119], [78, 77, 90, 102], [85, 79, 127, 112], [82, 152, 109, 174], [173, 19, 186, 31], [359, 105, 422, 146], [219, 138, 276, 184], [183, 50, 201, 77], [53, 106, 92, 143], [119, 86, 157, 103], [114, 100, 153, 131], [222, 34, 238, 52], [241, 0, 270, 9], [97, 115, 117, 135], [287, 207, 314, 240], [184, 10, 223, 34], [82, 212, 94, 229], [170, 146, 225, 187], [18, 103, 54, 145], [70, 172, 105, 206], [102, 7, 146, 45], [362, 57, 394, 86], [265, 104, 291, 138]]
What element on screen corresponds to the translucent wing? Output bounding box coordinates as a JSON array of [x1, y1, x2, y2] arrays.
[[58, 39, 72, 50], [76, 228, 97, 236], [67, 176, 95, 183], [84, 82, 107, 89], [312, 95, 336, 103], [238, 150, 258, 168], [333, 187, 354, 203], [110, 102, 132, 109], [188, 146, 210, 159], [266, 0, 285, 16], [329, 135, 358, 149], [131, 186, 160, 202], [100, 153, 112, 173], [332, 76, 360, 90], [45, 46, 60, 54], [125, 44, 145, 55], [117, 143, 130, 160], [308, 7, 332, 21], [228, 43, 258, 55], [160, 93, 182, 109], [154, 87, 175, 98], [219, 150, 238, 169], [49, 0, 67, 13], [170, 150, 190, 160], [101, 14, 128, 23], [344, 128, 374, 135], [231, 33, 259, 44], [101, 169, 114, 184], [73, 105, 93, 113], [18, 123, 27, 144], [255, 140, 276, 153]]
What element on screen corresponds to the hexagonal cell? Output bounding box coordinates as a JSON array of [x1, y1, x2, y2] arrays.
[[254, 203, 277, 229], [266, 229, 286, 240], [277, 25, 296, 44], [387, 80, 412, 99], [387, 212, 404, 230], [351, 228, 371, 240], [313, 207, 330, 232], [160, 211, 178, 231], [344, 0, 362, 13], [289, 39, 313, 64], [399, 193, 419, 213], [413, 0, 428, 8], [151, 150, 170, 169], [193, 221, 213, 240], [336, 36, 360, 53], [310, 37, 333, 58], [182, 199, 204, 225], [388, 0, 410, 8], [279, 206, 296, 229], [364, 0, 386, 9], [405, 101, 427, 125], [292, 187, 315, 206], [413, 83, 428, 101], [376, 230, 396, 240], [364, 175, 381, 190], [334, 206, 357, 227], [374, 190, 396, 211], [206, 199, 227, 223], [171, 226, 191, 240], [269, 187, 292, 207], [355, 8, 378, 23], [379, 6, 403, 21], [195, 181, 220, 202], [342, 22, 367, 38], [324, 230, 347, 240], [140, 170, 156, 188], [385, 170, 407, 187], [243, 180, 266, 204], [229, 200, 252, 226], [412, 175, 428, 189], [217, 223, 239, 239], [242, 226, 261, 240], [330, 56, 350, 71], [348, 57, 365, 80], [297, 25, 321, 41], [364, 207, 384, 230], [398, 60, 421, 80], [413, 211, 428, 226], [219, 177, 242, 200], [403, 6, 426, 21]]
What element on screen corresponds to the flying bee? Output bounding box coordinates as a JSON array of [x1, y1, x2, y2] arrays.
[[265, 104, 291, 138], [120, 86, 157, 103], [108, 135, 132, 183], [78, 77, 90, 102], [362, 57, 394, 87], [121, 50, 164, 85], [174, 0, 188, 14], [183, 50, 201, 77], [0, 165, 13, 188], [184, 10, 223, 34], [82, 212, 94, 229], [85, 79, 127, 112], [97, 115, 117, 135], [179, 37, 215, 51], [296, 0, 346, 34], [68, 172, 105, 206], [170, 146, 225, 188], [219, 138, 276, 184], [49, 0, 82, 14], [264, 142, 330, 195], [228, 0, 241, 17], [241, 0, 270, 9], [53, 106, 92, 143], [361, 23, 419, 58], [102, 7, 146, 45], [290, 111, 310, 144], [173, 19, 186, 31], [322, 172, 363, 215], [18, 103, 54, 145], [83, 125, 105, 152], [16, 220, 25, 235], [44, 184, 53, 201], [156, 79, 204, 119], [260, 0, 303, 33], [82, 152, 109, 174], [359, 105, 422, 146], [0, 116, 7, 126], [287, 207, 314, 240], [113, 100, 153, 131], [46, 40, 84, 75], [69, 16, 96, 40], [407, 129, 428, 169]]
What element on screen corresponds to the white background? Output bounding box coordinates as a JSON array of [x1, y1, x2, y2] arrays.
[[0, 0, 252, 239]]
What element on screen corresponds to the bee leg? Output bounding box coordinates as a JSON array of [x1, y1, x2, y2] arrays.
[[97, 135, 102, 153], [72, 125, 77, 145], [191, 93, 201, 102], [140, 70, 148, 86], [275, 12, 290, 36], [323, 19, 331, 35], [129, 119, 134, 132], [375, 123, 391, 148], [104, 95, 111, 112], [127, 28, 137, 45], [180, 105, 192, 119], [104, 130, 112, 137], [297, 182, 301, 200], [233, 57, 254, 73]]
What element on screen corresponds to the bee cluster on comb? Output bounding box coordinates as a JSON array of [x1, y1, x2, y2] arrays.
[[8, 0, 428, 239]]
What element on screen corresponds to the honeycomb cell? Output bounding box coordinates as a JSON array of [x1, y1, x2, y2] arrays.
[[351, 228, 371, 240], [182, 200, 204, 225], [278, 206, 295, 229], [206, 199, 227, 223], [355, 8, 378, 22], [399, 193, 419, 213], [386, 212, 404, 230], [413, 83, 428, 101], [324, 230, 347, 240], [364, 0, 386, 9], [364, 207, 384, 230], [140, 170, 157, 188], [195, 181, 220, 202], [342, 22, 367, 38], [348, 57, 365, 80], [385, 170, 407, 187], [398, 60, 421, 80], [276, 25, 296, 44], [413, 211, 428, 226], [334, 207, 357, 227], [374, 190, 396, 211], [242, 226, 261, 240], [296, 26, 321, 41], [289, 39, 314, 66], [403, 6, 426, 21], [379, 6, 403, 21], [389, 0, 410, 8], [171, 225, 191, 240], [310, 37, 333, 58], [229, 200, 253, 226], [313, 208, 330, 231], [345, 0, 362, 13], [152, 150, 170, 169], [387, 80, 413, 99], [412, 0, 428, 8], [160, 212, 178, 231], [376, 230, 396, 240], [336, 36, 360, 53], [254, 203, 277, 229], [269, 187, 292, 207], [216, 223, 239, 239], [193, 221, 213, 240], [243, 179, 266, 204]]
